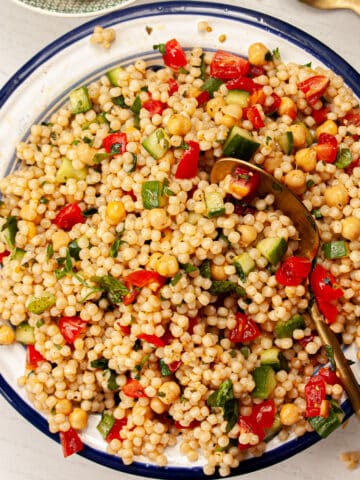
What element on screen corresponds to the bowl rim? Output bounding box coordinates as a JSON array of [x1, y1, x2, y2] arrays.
[[0, 1, 358, 478]]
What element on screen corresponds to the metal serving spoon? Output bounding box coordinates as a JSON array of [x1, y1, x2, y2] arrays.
[[211, 157, 360, 419], [300, 0, 360, 15]]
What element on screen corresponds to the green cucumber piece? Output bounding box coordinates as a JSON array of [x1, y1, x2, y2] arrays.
[[264, 414, 282, 442], [205, 192, 225, 218], [96, 412, 115, 439], [276, 131, 294, 155], [55, 158, 88, 183], [223, 126, 260, 161], [142, 128, 170, 160], [308, 400, 344, 438], [233, 252, 255, 281], [260, 348, 289, 372], [69, 86, 92, 114], [252, 365, 277, 399], [225, 89, 250, 108], [27, 292, 56, 315], [275, 314, 306, 339], [141, 181, 164, 209], [322, 240, 349, 259], [15, 322, 35, 345], [335, 148, 352, 169], [106, 66, 123, 86], [256, 237, 287, 265]]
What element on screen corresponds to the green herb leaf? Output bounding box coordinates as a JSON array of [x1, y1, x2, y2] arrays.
[[68, 240, 81, 261], [266, 136, 272, 145], [159, 359, 172, 376], [36, 319, 44, 328], [83, 136, 93, 145], [207, 379, 234, 408], [124, 153, 137, 173], [1, 216, 18, 248], [182, 263, 197, 274], [90, 358, 109, 369], [153, 43, 166, 55], [110, 229, 126, 258], [135, 353, 151, 379], [199, 259, 211, 279], [240, 346, 250, 359], [325, 344, 336, 371], [224, 398, 239, 433], [209, 280, 245, 297], [158, 391, 166, 398], [311, 209, 323, 219], [306, 179, 315, 189], [200, 77, 223, 96], [264, 51, 273, 61], [112, 95, 127, 107], [170, 272, 182, 286], [93, 274, 129, 304], [302, 62, 312, 68], [106, 369, 118, 390], [131, 95, 142, 129], [39, 197, 49, 204], [82, 208, 98, 217]]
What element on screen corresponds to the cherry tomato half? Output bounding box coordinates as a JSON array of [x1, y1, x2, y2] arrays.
[[210, 50, 250, 80], [275, 256, 312, 286]]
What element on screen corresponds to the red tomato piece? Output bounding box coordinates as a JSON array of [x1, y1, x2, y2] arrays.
[[60, 428, 84, 458], [124, 270, 166, 291], [229, 312, 260, 344], [318, 367, 342, 386], [315, 133, 338, 163], [167, 78, 179, 95], [196, 90, 211, 106], [137, 333, 165, 347], [0, 250, 10, 263], [312, 106, 330, 125], [226, 76, 261, 93], [174, 420, 200, 429], [58, 316, 87, 344], [168, 360, 182, 373], [163, 39, 187, 70], [116, 322, 131, 335], [161, 327, 174, 346], [103, 132, 127, 154], [175, 141, 201, 179], [106, 418, 127, 443], [123, 379, 147, 398], [238, 416, 265, 450], [53, 203, 85, 231], [244, 106, 264, 129], [142, 99, 167, 117], [251, 400, 276, 429], [210, 50, 250, 80], [317, 298, 339, 324], [248, 65, 265, 78], [263, 93, 281, 115], [228, 166, 260, 200], [341, 108, 360, 127], [275, 256, 312, 286], [345, 156, 360, 175], [297, 75, 330, 106], [122, 288, 139, 306], [310, 265, 343, 300], [26, 344, 45, 369], [305, 375, 326, 417]]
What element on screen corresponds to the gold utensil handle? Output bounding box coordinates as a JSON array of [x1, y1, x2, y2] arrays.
[[311, 303, 360, 420]]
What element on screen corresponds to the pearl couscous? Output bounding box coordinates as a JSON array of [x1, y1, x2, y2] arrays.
[[0, 39, 359, 476]]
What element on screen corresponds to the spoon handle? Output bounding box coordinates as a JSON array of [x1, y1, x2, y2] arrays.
[[311, 303, 360, 420]]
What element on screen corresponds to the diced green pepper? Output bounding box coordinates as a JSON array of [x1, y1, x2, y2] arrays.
[[96, 412, 115, 439], [252, 366, 276, 399], [27, 292, 56, 314], [141, 181, 164, 209], [322, 240, 348, 259], [275, 314, 305, 338]]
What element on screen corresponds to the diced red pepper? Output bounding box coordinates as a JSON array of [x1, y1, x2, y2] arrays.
[[341, 108, 360, 127], [275, 256, 312, 287], [196, 90, 211, 106], [249, 89, 266, 106], [103, 132, 127, 154], [318, 367, 342, 386], [137, 333, 165, 347], [26, 344, 45, 369], [162, 39, 187, 70], [238, 415, 266, 450], [175, 141, 200, 179], [263, 93, 281, 115], [305, 375, 326, 417], [310, 265, 343, 301], [116, 322, 131, 335], [123, 379, 147, 398], [243, 106, 264, 129], [297, 75, 330, 106], [124, 270, 166, 291], [252, 400, 276, 429], [60, 428, 84, 458], [53, 203, 85, 231], [106, 418, 127, 443], [210, 50, 250, 80], [345, 156, 360, 175], [122, 288, 140, 306], [312, 106, 330, 125], [174, 420, 200, 429], [167, 78, 179, 95], [58, 316, 87, 344], [248, 65, 265, 78], [317, 298, 339, 324], [168, 360, 182, 373], [226, 76, 261, 93], [315, 133, 338, 163], [142, 99, 167, 117], [0, 250, 10, 263], [228, 166, 260, 200], [228, 312, 260, 344]]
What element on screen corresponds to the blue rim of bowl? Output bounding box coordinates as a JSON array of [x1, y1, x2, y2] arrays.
[[0, 2, 358, 478]]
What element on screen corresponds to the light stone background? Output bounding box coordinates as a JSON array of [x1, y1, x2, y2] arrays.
[[0, 0, 359, 479]]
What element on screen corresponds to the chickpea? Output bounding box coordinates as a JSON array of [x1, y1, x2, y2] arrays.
[[295, 147, 317, 172], [210, 263, 227, 280], [238, 225, 257, 246], [341, 217, 360, 241], [0, 324, 15, 345], [264, 155, 282, 174], [280, 403, 300, 426], [150, 397, 167, 414], [147, 252, 163, 270], [155, 254, 179, 277], [284, 170, 306, 195], [278, 97, 297, 119], [206, 97, 226, 118], [106, 200, 126, 225], [69, 408, 88, 430], [52, 231, 70, 251], [315, 119, 338, 138], [222, 104, 243, 119], [167, 114, 192, 136], [289, 124, 307, 148], [220, 114, 237, 128], [55, 399, 73, 415], [148, 208, 169, 230], [248, 42, 270, 66], [324, 184, 349, 208], [158, 381, 181, 405]]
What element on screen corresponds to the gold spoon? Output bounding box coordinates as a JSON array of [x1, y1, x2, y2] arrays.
[[211, 157, 360, 419], [300, 0, 360, 15]]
